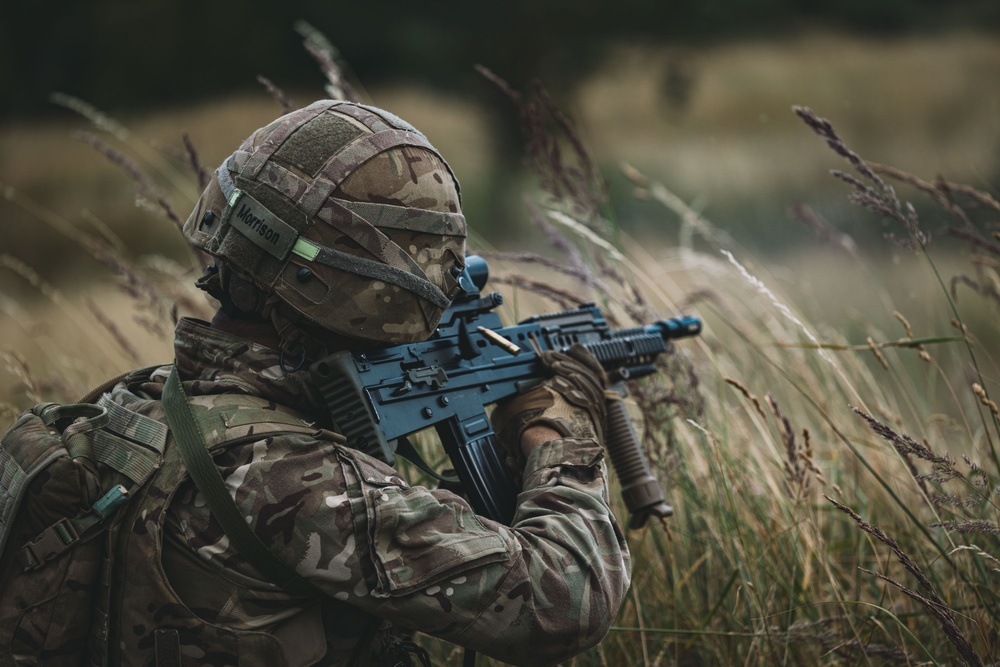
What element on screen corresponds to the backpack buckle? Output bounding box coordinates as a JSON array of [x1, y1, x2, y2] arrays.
[[18, 518, 80, 571]]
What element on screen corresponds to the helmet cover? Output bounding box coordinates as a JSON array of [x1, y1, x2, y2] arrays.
[[183, 100, 467, 351]]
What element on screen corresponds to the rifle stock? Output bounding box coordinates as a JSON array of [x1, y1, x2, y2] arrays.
[[310, 256, 701, 527]]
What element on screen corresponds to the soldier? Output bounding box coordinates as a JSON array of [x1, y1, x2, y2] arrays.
[[97, 100, 631, 666]]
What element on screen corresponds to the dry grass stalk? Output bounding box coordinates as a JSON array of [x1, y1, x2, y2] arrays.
[[972, 383, 999, 418], [949, 545, 1000, 571], [90, 245, 175, 341], [2, 351, 42, 406], [479, 250, 606, 295], [19, 179, 187, 342], [722, 249, 836, 368], [928, 520, 999, 537], [523, 196, 599, 290], [487, 273, 583, 312], [80, 209, 126, 255], [775, 616, 915, 663], [621, 161, 739, 252], [181, 132, 209, 191], [950, 273, 1000, 308], [948, 228, 1000, 259], [853, 407, 956, 474], [256, 76, 296, 114], [724, 377, 767, 421], [294, 21, 359, 102], [866, 336, 890, 370], [477, 65, 607, 230], [799, 429, 840, 495], [73, 131, 184, 231], [593, 253, 652, 324], [49, 92, 130, 141], [477, 73, 708, 485], [870, 161, 1000, 223], [766, 393, 812, 500], [853, 405, 999, 574], [85, 298, 142, 365], [787, 201, 860, 259], [74, 131, 154, 194], [827, 496, 984, 666], [795, 106, 927, 249], [892, 311, 931, 362]]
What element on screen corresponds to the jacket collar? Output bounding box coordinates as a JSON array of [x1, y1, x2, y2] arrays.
[[172, 317, 324, 414]]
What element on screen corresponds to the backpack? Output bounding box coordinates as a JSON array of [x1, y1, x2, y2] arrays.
[[0, 393, 165, 664], [0, 367, 329, 665]]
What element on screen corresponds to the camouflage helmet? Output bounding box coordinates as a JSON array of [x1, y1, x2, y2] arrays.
[[183, 100, 467, 352]]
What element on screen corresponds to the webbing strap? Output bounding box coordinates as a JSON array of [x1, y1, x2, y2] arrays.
[[215, 156, 237, 200], [240, 101, 337, 179], [85, 395, 167, 485], [99, 395, 168, 452], [296, 129, 437, 227], [161, 366, 318, 598], [330, 102, 462, 203], [16, 485, 128, 570], [312, 196, 424, 273], [221, 141, 437, 282], [90, 430, 158, 485], [311, 129, 437, 196], [154, 629, 181, 667], [340, 200, 466, 237], [329, 103, 402, 134], [301, 242, 450, 309]]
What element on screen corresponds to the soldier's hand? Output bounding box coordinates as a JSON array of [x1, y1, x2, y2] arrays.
[[492, 345, 608, 461]]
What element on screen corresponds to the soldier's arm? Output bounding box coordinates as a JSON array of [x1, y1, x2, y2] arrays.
[[318, 430, 631, 666], [246, 345, 630, 664]]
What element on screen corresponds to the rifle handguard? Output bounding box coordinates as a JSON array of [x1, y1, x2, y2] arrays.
[[604, 389, 673, 529]]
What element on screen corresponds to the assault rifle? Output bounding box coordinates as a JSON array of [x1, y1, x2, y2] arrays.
[[309, 256, 701, 528]]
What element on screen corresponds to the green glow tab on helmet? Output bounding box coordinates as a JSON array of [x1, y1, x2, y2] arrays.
[[292, 238, 321, 261]]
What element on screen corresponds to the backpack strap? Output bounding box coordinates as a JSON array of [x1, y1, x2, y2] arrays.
[[8, 400, 165, 571], [161, 365, 320, 598], [78, 364, 163, 404]]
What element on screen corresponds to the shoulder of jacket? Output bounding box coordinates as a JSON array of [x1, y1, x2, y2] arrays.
[[182, 392, 345, 450]]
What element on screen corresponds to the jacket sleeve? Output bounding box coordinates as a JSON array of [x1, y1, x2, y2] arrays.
[[268, 434, 631, 666]]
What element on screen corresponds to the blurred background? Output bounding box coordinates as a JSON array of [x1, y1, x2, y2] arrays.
[[1, 1, 999, 391]]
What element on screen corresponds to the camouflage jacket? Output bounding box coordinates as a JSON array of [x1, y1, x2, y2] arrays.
[[106, 317, 631, 666]]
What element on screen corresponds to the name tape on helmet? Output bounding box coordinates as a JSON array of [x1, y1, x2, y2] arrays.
[[223, 190, 299, 260]]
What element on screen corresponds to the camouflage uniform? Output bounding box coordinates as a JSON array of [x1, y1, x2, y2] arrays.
[[97, 317, 631, 666], [75, 100, 632, 666]]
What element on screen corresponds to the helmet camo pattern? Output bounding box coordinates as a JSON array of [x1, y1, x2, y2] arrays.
[[183, 100, 467, 351]]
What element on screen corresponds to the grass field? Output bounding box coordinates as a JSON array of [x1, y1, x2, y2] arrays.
[[2, 30, 1000, 665]]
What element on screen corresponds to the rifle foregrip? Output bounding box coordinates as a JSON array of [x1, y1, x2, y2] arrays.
[[604, 395, 673, 529]]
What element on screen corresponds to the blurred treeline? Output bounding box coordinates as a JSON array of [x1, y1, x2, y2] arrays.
[[3, 0, 998, 120], [2, 2, 999, 293]]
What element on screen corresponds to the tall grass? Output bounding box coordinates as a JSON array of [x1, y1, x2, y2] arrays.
[[464, 76, 1000, 664], [2, 31, 999, 666]]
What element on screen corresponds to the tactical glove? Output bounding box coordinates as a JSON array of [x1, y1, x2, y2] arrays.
[[491, 344, 608, 464]]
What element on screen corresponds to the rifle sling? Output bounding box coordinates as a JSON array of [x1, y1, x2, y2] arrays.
[[395, 437, 459, 486], [161, 365, 319, 598]]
